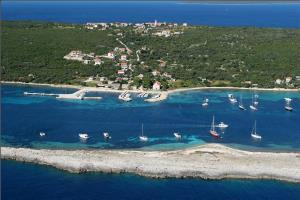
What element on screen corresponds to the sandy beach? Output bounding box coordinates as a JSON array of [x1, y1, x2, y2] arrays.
[[2, 144, 300, 183]]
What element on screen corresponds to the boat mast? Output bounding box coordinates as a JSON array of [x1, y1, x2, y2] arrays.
[[254, 120, 257, 134], [211, 116, 215, 132], [142, 123, 144, 136]]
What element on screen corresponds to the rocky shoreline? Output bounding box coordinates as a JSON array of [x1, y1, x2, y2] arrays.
[[2, 144, 300, 183]]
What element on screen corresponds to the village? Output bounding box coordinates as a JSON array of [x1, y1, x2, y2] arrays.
[[63, 21, 184, 91]]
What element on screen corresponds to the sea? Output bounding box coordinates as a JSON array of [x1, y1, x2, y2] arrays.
[[1, 1, 300, 28], [1, 84, 300, 199], [1, 1, 300, 199]]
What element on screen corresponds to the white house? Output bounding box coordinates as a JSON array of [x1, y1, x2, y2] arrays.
[[107, 51, 115, 59], [275, 79, 282, 85], [152, 81, 161, 90], [94, 58, 102, 65], [120, 54, 127, 61]]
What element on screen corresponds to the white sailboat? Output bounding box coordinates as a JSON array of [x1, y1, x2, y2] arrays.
[[79, 133, 89, 140], [39, 132, 46, 137], [249, 94, 257, 111], [284, 98, 293, 111], [254, 94, 259, 105], [174, 132, 182, 139], [209, 115, 220, 138], [202, 98, 209, 106], [103, 132, 111, 139], [251, 121, 262, 139], [139, 123, 148, 142], [228, 94, 237, 104], [238, 95, 246, 110]]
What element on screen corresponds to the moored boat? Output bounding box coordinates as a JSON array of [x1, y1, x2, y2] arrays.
[[251, 121, 262, 139], [103, 132, 111, 139], [209, 115, 220, 138], [174, 132, 182, 139], [139, 123, 148, 142], [79, 133, 89, 140], [39, 132, 46, 137], [217, 122, 229, 128], [238, 96, 246, 110]]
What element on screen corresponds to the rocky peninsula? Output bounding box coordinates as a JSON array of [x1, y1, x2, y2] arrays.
[[2, 144, 300, 183]]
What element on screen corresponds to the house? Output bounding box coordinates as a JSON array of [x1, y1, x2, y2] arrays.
[[296, 76, 300, 81], [152, 70, 160, 76], [137, 74, 144, 79], [83, 59, 91, 65], [107, 51, 115, 59], [120, 55, 127, 61], [275, 79, 282, 85], [285, 77, 292, 84], [152, 81, 161, 90], [94, 57, 102, 65], [117, 70, 125, 75]]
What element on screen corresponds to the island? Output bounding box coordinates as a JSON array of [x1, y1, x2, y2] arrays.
[[1, 21, 300, 91], [2, 144, 300, 183]]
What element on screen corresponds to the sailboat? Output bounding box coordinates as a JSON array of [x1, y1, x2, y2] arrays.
[[79, 133, 89, 140], [103, 132, 111, 139], [174, 132, 182, 139], [254, 94, 259, 105], [284, 98, 293, 111], [238, 95, 246, 110], [209, 115, 220, 138], [249, 94, 257, 111], [251, 121, 262, 139], [202, 98, 209, 106], [139, 123, 148, 142], [39, 132, 46, 137]]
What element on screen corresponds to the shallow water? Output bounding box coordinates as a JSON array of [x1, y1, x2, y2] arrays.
[[1, 84, 300, 151]]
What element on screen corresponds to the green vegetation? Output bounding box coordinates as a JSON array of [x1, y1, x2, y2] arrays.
[[1, 21, 300, 89]]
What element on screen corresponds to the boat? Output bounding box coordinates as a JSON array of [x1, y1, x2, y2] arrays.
[[254, 94, 259, 105], [217, 122, 229, 128], [39, 132, 46, 137], [284, 98, 293, 111], [251, 121, 262, 139], [249, 95, 257, 111], [202, 98, 209, 106], [228, 94, 237, 104], [174, 132, 182, 139], [285, 105, 293, 111], [209, 115, 220, 138], [79, 133, 89, 139], [238, 96, 246, 110], [284, 97, 292, 102], [118, 91, 132, 101], [139, 124, 148, 142], [103, 132, 111, 139], [143, 93, 149, 98]]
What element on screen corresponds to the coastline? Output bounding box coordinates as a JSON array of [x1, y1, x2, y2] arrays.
[[2, 81, 299, 93], [2, 144, 300, 183]]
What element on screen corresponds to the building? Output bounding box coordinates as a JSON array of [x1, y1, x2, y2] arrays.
[[107, 52, 115, 59], [120, 55, 127, 61], [117, 70, 125, 75], [285, 77, 292, 84], [152, 81, 161, 90], [275, 79, 282, 85], [94, 57, 102, 65]]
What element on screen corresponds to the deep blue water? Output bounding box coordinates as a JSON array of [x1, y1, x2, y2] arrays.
[[2, 1, 300, 28], [2, 160, 300, 200], [1, 84, 300, 151]]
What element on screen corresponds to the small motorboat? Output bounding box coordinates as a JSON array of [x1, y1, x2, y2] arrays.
[[39, 132, 46, 137], [202, 102, 208, 107], [218, 122, 229, 128], [174, 132, 182, 139], [285, 106, 293, 111], [250, 105, 257, 111], [79, 133, 89, 140], [103, 132, 111, 139], [251, 121, 262, 140]]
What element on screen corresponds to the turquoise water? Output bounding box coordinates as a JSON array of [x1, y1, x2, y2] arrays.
[[1, 84, 300, 151], [2, 160, 300, 200]]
